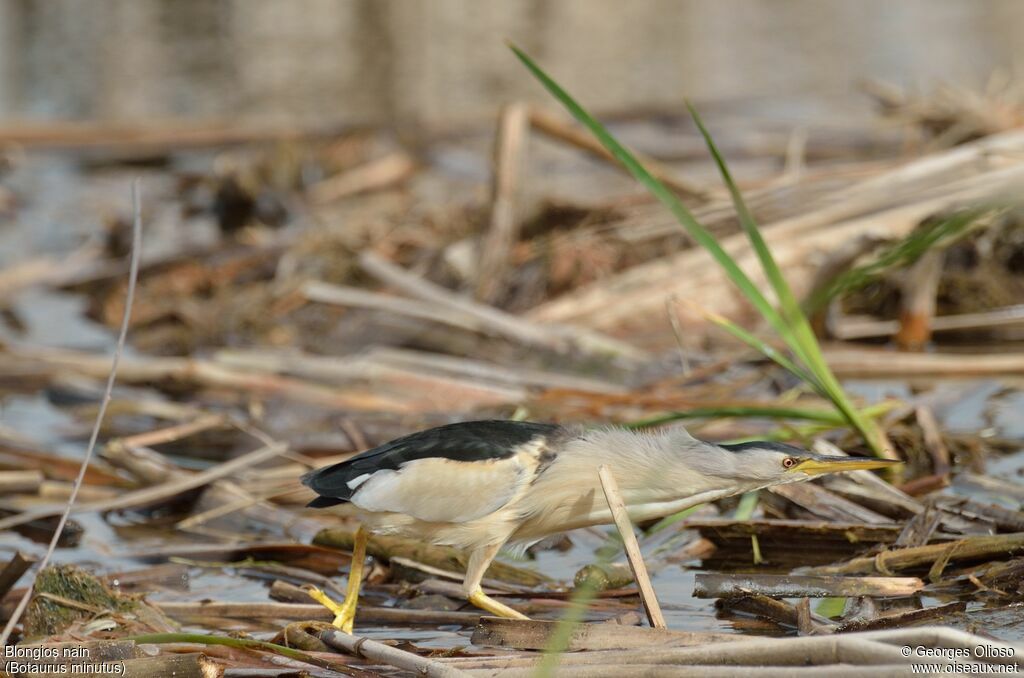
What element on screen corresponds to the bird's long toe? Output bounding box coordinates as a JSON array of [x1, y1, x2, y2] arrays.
[[468, 588, 529, 620], [308, 586, 357, 633], [335, 602, 357, 634]]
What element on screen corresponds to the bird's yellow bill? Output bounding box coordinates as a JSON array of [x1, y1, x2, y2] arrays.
[[792, 456, 901, 476]]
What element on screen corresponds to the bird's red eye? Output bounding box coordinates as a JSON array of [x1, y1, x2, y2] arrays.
[[782, 457, 797, 469]]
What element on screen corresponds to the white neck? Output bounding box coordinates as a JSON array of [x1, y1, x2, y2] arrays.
[[561, 483, 770, 532], [512, 427, 763, 539]]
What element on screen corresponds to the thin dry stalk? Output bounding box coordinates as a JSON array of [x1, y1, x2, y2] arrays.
[[0, 471, 43, 494], [895, 249, 943, 350], [318, 627, 470, 677], [215, 348, 526, 410], [916, 406, 951, 476], [1, 346, 413, 412], [37, 481, 120, 503], [768, 483, 892, 524], [154, 601, 479, 626], [665, 296, 692, 375], [692, 574, 924, 599], [174, 486, 307, 530], [834, 303, 1024, 340], [0, 442, 289, 531], [803, 532, 1024, 575], [364, 346, 624, 393], [360, 251, 646, 360], [302, 280, 495, 335], [0, 181, 143, 648], [307, 151, 416, 204], [597, 465, 666, 629], [823, 347, 1024, 377], [0, 553, 36, 600], [528, 107, 706, 197], [114, 414, 227, 449], [476, 102, 530, 303]]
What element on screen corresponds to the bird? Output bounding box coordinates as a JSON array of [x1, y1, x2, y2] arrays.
[[301, 419, 898, 632]]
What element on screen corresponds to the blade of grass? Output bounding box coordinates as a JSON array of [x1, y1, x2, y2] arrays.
[[815, 596, 847, 619], [733, 491, 764, 565], [688, 103, 890, 457], [805, 207, 994, 313], [511, 43, 890, 458], [683, 301, 822, 390], [699, 307, 892, 459], [647, 504, 702, 534], [688, 103, 805, 329], [0, 181, 143, 648], [536, 534, 615, 677], [509, 44, 796, 350]]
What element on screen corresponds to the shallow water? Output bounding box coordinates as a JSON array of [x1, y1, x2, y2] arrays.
[[1, 157, 1022, 644]]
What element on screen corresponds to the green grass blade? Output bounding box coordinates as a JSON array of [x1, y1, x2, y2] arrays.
[[688, 102, 888, 456], [733, 491, 764, 564], [693, 305, 822, 390], [734, 490, 760, 519], [509, 44, 792, 343], [816, 596, 848, 618], [688, 103, 804, 327], [805, 207, 992, 313], [536, 546, 612, 677], [648, 504, 702, 533], [511, 44, 889, 456]]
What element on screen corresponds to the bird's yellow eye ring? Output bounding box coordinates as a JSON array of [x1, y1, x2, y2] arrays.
[[782, 457, 798, 469]]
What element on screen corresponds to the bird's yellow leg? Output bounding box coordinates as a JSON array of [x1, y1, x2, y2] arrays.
[[468, 588, 529, 619], [308, 525, 368, 633], [463, 541, 529, 620]]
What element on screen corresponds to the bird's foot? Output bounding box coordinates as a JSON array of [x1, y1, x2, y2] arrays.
[[467, 588, 529, 620], [308, 586, 356, 633]]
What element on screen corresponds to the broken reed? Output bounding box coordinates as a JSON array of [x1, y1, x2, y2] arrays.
[[511, 44, 891, 458]]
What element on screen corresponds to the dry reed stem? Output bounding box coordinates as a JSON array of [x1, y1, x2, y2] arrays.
[[0, 442, 288, 531], [476, 102, 529, 303], [0, 471, 44, 494], [360, 251, 647, 361], [822, 346, 1024, 377], [319, 627, 471, 677], [307, 151, 416, 204], [0, 181, 143, 648], [597, 465, 666, 629], [834, 303, 1024, 340], [895, 249, 944, 350], [692, 574, 924, 599], [528, 107, 706, 198]]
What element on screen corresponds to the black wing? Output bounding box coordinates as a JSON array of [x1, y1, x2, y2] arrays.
[[302, 420, 560, 508]]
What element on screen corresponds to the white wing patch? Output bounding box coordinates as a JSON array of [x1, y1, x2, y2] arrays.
[[350, 456, 528, 523], [346, 473, 373, 490]]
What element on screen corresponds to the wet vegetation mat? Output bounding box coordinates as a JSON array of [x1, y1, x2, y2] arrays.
[[1, 50, 1023, 676]]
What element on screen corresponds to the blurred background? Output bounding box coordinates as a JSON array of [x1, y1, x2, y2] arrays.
[[3, 0, 1024, 128]]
